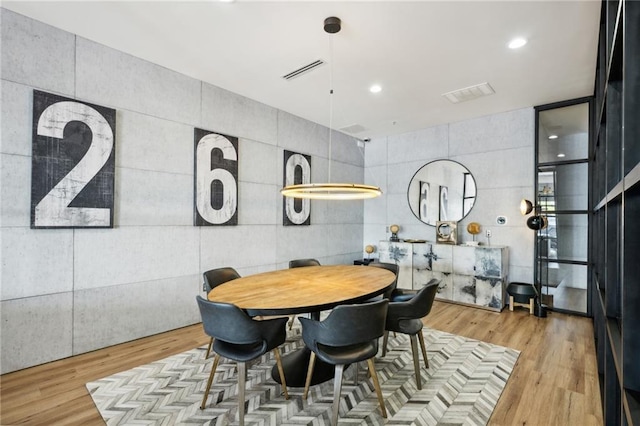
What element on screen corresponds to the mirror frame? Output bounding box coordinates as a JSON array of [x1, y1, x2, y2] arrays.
[[407, 159, 477, 226]]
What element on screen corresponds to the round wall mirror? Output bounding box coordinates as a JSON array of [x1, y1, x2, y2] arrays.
[[407, 159, 477, 226]]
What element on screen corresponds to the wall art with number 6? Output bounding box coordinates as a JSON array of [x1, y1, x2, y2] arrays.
[[194, 128, 239, 226], [283, 150, 311, 226], [31, 90, 116, 229]]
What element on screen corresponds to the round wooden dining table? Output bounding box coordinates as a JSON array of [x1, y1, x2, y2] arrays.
[[207, 264, 395, 387]]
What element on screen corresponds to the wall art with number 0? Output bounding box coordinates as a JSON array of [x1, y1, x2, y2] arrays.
[[31, 90, 116, 228], [283, 150, 311, 226], [194, 128, 239, 226]]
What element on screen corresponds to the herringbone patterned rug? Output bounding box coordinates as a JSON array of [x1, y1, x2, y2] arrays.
[[86, 327, 519, 425]]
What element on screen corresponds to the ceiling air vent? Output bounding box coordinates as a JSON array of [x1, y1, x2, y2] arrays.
[[282, 59, 325, 81], [442, 82, 495, 104], [339, 123, 367, 134]]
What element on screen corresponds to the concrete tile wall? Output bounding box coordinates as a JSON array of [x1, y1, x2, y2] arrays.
[[76, 37, 202, 125], [0, 8, 75, 95], [364, 108, 536, 285], [72, 275, 201, 355], [0, 292, 74, 374], [201, 84, 278, 145], [0, 9, 363, 373], [0, 7, 539, 373]]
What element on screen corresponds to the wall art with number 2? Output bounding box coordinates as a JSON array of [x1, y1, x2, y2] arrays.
[[31, 90, 116, 228]]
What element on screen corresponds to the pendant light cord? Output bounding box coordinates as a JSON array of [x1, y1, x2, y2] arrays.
[[328, 33, 334, 184]]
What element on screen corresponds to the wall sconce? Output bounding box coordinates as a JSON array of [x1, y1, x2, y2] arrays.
[[520, 199, 534, 215], [526, 215, 548, 230], [520, 198, 548, 230]]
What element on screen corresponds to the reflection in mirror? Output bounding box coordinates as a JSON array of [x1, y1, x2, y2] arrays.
[[408, 160, 477, 226]]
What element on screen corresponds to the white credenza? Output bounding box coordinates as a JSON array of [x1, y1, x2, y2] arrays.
[[379, 241, 509, 311]]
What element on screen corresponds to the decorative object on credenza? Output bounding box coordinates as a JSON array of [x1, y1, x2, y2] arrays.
[[436, 221, 457, 245], [466, 222, 481, 245], [365, 244, 376, 260], [283, 150, 311, 226], [408, 160, 477, 226], [389, 224, 400, 242], [31, 90, 116, 229], [280, 17, 381, 201], [194, 128, 238, 226]]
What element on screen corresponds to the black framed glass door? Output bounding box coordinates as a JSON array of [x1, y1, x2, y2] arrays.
[[535, 98, 591, 315]]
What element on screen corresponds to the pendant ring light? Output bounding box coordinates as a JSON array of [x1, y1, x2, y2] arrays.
[[280, 17, 382, 200]]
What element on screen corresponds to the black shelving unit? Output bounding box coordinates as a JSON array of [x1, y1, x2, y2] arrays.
[[592, 0, 640, 424]]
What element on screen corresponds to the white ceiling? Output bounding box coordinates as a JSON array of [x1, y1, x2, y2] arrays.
[[3, 1, 601, 139]]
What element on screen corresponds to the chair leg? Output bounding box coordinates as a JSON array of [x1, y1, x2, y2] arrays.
[[273, 348, 289, 400], [417, 331, 429, 369], [381, 331, 389, 357], [366, 358, 387, 418], [303, 351, 317, 399], [201, 354, 221, 409], [288, 315, 297, 330], [409, 334, 422, 390], [332, 364, 345, 426], [205, 337, 214, 358], [237, 362, 246, 426]]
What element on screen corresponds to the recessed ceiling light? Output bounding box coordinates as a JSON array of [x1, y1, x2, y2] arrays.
[[557, 153, 566, 158], [508, 38, 527, 49], [369, 85, 382, 93], [548, 134, 558, 139]]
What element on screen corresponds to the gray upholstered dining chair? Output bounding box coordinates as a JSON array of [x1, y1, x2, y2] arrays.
[[289, 258, 321, 268], [196, 296, 289, 426], [300, 299, 389, 425], [202, 267, 241, 357], [203, 267, 241, 293], [287, 258, 321, 329], [381, 278, 440, 390], [368, 262, 417, 302]]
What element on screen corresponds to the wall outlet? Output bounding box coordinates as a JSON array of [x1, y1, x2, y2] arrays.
[[486, 229, 492, 238]]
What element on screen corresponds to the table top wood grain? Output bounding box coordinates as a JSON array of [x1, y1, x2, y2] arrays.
[[207, 265, 395, 316]]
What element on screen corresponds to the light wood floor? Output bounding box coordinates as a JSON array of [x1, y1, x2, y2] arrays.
[[0, 301, 603, 425]]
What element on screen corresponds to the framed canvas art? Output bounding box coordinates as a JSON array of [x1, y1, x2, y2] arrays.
[[31, 90, 116, 228], [283, 150, 311, 226], [194, 128, 238, 226]]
